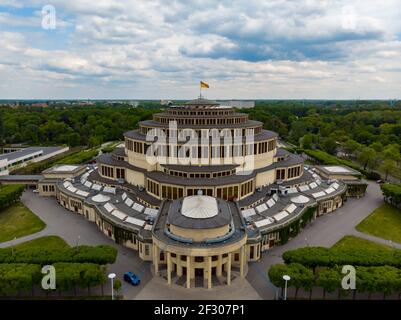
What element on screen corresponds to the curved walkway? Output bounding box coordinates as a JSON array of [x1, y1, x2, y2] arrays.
[[1, 190, 152, 299], [351, 230, 401, 250]]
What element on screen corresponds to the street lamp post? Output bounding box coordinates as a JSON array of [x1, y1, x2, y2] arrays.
[[283, 275, 291, 300], [108, 273, 116, 300]]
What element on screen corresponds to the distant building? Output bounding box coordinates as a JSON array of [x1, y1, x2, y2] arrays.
[[218, 100, 255, 109], [128, 100, 139, 107], [0, 146, 69, 175], [31, 103, 49, 108], [1, 143, 29, 154], [315, 165, 367, 198], [160, 100, 173, 106]]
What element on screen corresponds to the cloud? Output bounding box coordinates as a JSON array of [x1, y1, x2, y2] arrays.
[[0, 0, 400, 99]]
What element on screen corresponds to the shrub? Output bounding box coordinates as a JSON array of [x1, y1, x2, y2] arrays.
[[0, 245, 118, 265], [381, 183, 401, 207], [0, 184, 25, 210], [0, 263, 42, 294], [282, 247, 401, 268], [269, 263, 401, 297], [52, 263, 106, 292]]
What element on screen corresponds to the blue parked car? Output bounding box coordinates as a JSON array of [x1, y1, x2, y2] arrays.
[[123, 272, 140, 286]]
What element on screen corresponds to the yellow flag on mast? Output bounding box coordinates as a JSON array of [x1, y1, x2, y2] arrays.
[[200, 81, 209, 88]]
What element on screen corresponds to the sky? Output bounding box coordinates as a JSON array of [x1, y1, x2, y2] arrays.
[[0, 0, 401, 100]]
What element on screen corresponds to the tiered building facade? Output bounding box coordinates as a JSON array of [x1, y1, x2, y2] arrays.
[[36, 98, 367, 289]]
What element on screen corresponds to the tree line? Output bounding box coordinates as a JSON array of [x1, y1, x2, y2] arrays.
[[0, 263, 105, 296], [0, 104, 159, 147], [269, 263, 401, 299], [244, 101, 401, 181], [0, 245, 117, 296]]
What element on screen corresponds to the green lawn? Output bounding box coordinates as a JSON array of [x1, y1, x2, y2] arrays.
[[12, 235, 69, 251], [332, 235, 395, 251], [0, 202, 46, 243], [356, 203, 401, 244]]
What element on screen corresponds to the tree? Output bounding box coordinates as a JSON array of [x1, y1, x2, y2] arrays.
[[88, 136, 103, 148], [380, 159, 397, 181], [268, 263, 314, 299], [321, 137, 337, 155], [316, 268, 341, 299], [301, 133, 314, 149], [357, 147, 377, 170], [289, 121, 307, 145], [113, 278, 122, 298], [383, 144, 401, 164], [342, 139, 361, 158], [67, 133, 81, 147], [381, 183, 401, 207]]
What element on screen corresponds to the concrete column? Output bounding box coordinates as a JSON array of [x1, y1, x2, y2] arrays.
[[227, 253, 232, 286], [186, 256, 191, 289], [153, 244, 159, 276], [177, 255, 183, 277], [190, 257, 195, 279], [216, 255, 223, 277], [207, 256, 212, 289], [167, 252, 172, 285], [240, 246, 245, 277]]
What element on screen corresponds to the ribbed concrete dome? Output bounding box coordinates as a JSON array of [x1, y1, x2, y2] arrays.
[[181, 195, 218, 219]]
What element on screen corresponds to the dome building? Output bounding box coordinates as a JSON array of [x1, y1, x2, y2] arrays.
[[36, 97, 366, 289]]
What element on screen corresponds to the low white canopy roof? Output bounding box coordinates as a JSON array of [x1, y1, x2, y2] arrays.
[[92, 194, 111, 203], [291, 195, 310, 204]]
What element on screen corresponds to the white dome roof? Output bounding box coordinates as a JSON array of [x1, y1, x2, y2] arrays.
[[181, 195, 218, 219], [91, 194, 111, 203], [291, 195, 310, 204]]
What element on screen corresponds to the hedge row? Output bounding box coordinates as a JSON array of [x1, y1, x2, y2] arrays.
[[282, 247, 401, 268], [269, 263, 401, 296], [301, 148, 379, 179], [381, 183, 401, 207], [302, 149, 360, 170], [0, 245, 117, 265], [53, 149, 98, 165], [0, 263, 105, 295], [0, 263, 42, 294], [51, 263, 106, 292], [0, 184, 25, 210]]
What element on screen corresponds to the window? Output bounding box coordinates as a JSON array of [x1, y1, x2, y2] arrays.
[[116, 168, 125, 179], [276, 169, 285, 180]]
